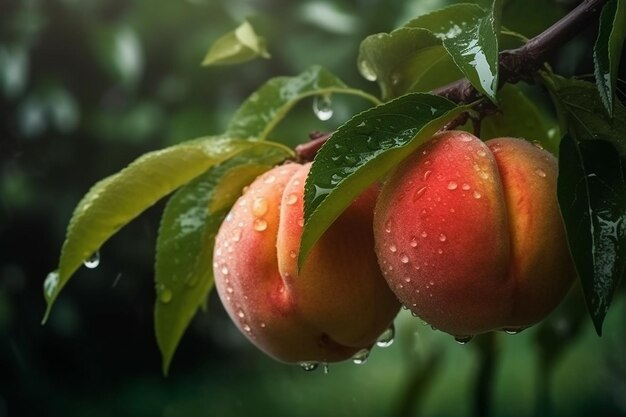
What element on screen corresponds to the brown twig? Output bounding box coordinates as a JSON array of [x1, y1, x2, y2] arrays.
[[296, 0, 608, 161]]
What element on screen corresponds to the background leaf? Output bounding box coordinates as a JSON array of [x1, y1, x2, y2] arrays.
[[544, 75, 626, 156], [405, 1, 502, 102], [154, 142, 292, 374], [225, 65, 380, 140], [202, 21, 270, 66], [557, 136, 626, 335], [593, 0, 626, 117], [299, 93, 468, 268], [42, 137, 259, 322], [480, 83, 560, 154], [357, 28, 461, 100]]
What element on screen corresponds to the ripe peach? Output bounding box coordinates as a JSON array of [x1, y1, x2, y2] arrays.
[[213, 162, 400, 363], [374, 131, 575, 338]]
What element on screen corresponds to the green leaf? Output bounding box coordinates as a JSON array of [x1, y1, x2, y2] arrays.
[[202, 21, 270, 66], [557, 135, 626, 335], [480, 83, 560, 154], [543, 74, 626, 157], [299, 93, 469, 268], [593, 0, 626, 117], [226, 66, 381, 140], [357, 28, 462, 100], [405, 1, 502, 102], [42, 137, 262, 323], [155, 142, 292, 374]]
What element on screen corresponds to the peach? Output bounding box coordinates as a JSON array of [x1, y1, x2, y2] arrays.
[[213, 162, 400, 363], [374, 131, 575, 338]]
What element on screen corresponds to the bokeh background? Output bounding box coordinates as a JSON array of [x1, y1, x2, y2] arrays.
[[1, 0, 625, 416]]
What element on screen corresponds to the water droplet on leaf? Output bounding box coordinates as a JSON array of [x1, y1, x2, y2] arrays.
[[84, 251, 100, 269], [313, 95, 333, 121]]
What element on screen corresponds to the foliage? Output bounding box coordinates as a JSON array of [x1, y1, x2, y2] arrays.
[[2, 0, 625, 415], [36, 0, 626, 374]]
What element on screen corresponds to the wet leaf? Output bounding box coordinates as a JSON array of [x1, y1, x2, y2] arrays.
[[545, 73, 626, 334], [405, 1, 502, 102], [544, 75, 626, 156], [593, 0, 626, 117], [357, 28, 461, 100], [480, 83, 560, 154], [43, 137, 263, 322], [299, 93, 468, 268], [202, 21, 270, 66], [155, 142, 292, 374], [557, 136, 626, 335], [226, 66, 380, 140]]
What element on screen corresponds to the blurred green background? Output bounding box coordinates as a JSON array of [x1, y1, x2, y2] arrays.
[[1, 0, 625, 416]]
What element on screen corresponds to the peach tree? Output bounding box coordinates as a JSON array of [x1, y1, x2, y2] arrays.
[[42, 0, 625, 378]]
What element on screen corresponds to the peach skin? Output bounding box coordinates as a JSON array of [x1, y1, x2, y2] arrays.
[[374, 131, 575, 338]]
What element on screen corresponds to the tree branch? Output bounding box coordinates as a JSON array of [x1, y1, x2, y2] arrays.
[[435, 0, 607, 102], [296, 0, 608, 161]]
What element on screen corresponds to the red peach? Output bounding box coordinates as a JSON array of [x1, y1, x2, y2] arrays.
[[374, 131, 575, 337], [214, 162, 400, 363]]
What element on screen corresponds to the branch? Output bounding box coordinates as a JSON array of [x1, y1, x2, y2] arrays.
[[434, 0, 607, 102], [296, 0, 608, 161]]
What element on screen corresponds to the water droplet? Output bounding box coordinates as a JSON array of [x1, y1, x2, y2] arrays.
[[359, 59, 377, 81], [253, 218, 268, 231], [352, 348, 370, 365], [44, 271, 60, 298], [377, 325, 395, 348], [232, 228, 242, 242], [313, 95, 333, 121], [414, 186, 427, 201], [473, 190, 482, 199], [84, 251, 100, 269], [243, 324, 251, 333], [252, 197, 269, 216], [159, 287, 173, 304], [221, 265, 229, 275], [390, 73, 401, 86], [421, 231, 428, 238], [389, 244, 397, 253], [429, 280, 434, 286], [286, 193, 298, 205], [410, 237, 418, 247], [260, 322, 266, 328], [385, 220, 392, 233], [298, 218, 305, 227], [422, 170, 432, 181], [404, 277, 411, 283], [400, 254, 409, 264], [477, 149, 487, 157], [455, 335, 473, 344], [322, 362, 330, 374], [447, 181, 458, 190], [459, 135, 473, 142], [226, 286, 234, 294], [438, 233, 446, 242], [289, 250, 297, 259], [462, 183, 470, 190], [264, 174, 276, 184], [534, 168, 547, 178], [300, 362, 319, 372], [503, 328, 522, 335]]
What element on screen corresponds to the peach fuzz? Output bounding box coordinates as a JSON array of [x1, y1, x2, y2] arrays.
[[213, 162, 400, 363], [373, 131, 575, 338]]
